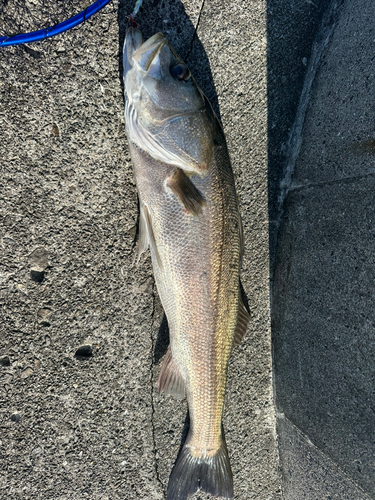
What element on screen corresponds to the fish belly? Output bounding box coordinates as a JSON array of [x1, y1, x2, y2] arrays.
[[129, 137, 240, 499]]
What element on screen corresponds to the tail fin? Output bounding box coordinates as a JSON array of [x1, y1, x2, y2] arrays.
[[166, 436, 233, 500]]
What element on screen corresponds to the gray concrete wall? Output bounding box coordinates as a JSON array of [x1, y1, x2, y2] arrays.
[[273, 0, 375, 497], [267, 0, 330, 270]]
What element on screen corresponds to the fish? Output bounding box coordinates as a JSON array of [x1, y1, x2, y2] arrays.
[[123, 26, 250, 500]]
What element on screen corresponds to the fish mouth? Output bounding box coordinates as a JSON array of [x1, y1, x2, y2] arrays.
[[124, 27, 167, 75]]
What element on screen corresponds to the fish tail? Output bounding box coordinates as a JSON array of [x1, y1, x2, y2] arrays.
[[166, 434, 233, 500]]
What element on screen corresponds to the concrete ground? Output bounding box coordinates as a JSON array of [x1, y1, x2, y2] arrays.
[[1, 0, 373, 498], [1, 1, 276, 498]]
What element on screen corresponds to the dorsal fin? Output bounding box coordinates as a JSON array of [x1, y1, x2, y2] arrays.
[[232, 296, 250, 350], [157, 346, 185, 398], [239, 212, 244, 265]]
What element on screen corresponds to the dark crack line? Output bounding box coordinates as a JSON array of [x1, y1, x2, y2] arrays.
[[270, 0, 341, 283], [184, 0, 206, 63], [288, 170, 375, 193], [149, 280, 165, 497]]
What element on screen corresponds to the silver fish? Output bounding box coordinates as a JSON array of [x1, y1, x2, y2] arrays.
[[123, 27, 249, 500]]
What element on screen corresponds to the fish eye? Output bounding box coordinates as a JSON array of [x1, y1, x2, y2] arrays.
[[170, 63, 190, 81]]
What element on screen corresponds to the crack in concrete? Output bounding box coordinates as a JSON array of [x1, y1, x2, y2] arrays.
[[149, 280, 165, 497], [273, 0, 342, 246], [184, 0, 206, 63], [287, 170, 375, 193]]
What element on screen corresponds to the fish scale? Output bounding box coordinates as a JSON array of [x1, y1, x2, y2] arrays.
[[123, 27, 249, 500]]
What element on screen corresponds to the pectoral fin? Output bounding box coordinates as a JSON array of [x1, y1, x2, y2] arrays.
[[157, 346, 185, 398], [167, 168, 205, 216]]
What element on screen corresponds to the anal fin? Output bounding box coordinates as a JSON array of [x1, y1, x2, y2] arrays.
[[157, 346, 185, 398], [167, 168, 205, 216]]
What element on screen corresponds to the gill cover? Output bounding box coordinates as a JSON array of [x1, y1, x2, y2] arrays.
[[123, 27, 216, 174]]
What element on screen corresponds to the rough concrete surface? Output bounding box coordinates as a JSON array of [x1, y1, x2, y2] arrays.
[[0, 1, 280, 499], [277, 415, 371, 500], [3, 0, 371, 498], [267, 0, 329, 271], [273, 0, 375, 498]]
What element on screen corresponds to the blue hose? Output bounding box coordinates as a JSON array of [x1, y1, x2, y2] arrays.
[[0, 0, 113, 47]]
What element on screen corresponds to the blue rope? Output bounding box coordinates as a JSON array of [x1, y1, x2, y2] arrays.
[[0, 0, 113, 47]]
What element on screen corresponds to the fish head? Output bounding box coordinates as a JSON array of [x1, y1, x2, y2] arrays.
[[123, 27, 217, 173]]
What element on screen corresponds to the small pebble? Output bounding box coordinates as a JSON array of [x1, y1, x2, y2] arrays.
[[52, 123, 60, 137], [10, 413, 20, 422], [37, 308, 52, 319], [29, 247, 49, 272], [29, 247, 49, 282], [21, 367, 34, 379]]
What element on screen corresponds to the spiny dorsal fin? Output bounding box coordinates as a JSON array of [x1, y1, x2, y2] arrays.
[[133, 204, 162, 269], [157, 346, 185, 398], [232, 296, 250, 350], [167, 168, 205, 216]]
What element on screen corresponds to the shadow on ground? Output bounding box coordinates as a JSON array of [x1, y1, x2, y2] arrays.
[[269, 0, 375, 497]]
